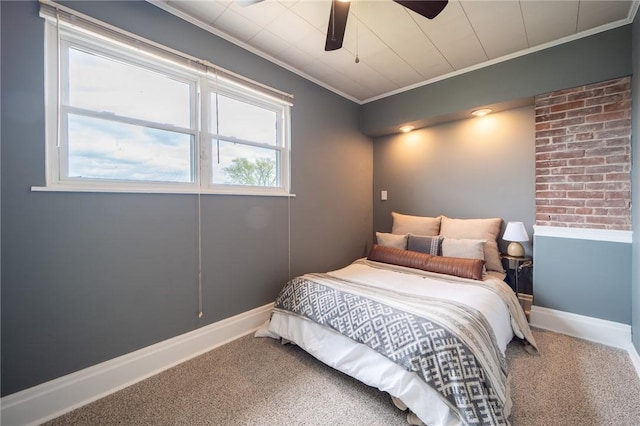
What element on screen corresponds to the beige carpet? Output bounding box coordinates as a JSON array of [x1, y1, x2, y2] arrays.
[[45, 328, 640, 425]]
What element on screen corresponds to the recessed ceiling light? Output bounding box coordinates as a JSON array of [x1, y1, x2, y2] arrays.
[[471, 108, 492, 117], [399, 125, 414, 133]]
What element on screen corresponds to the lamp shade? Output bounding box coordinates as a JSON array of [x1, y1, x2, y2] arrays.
[[503, 222, 529, 257], [503, 222, 529, 242]]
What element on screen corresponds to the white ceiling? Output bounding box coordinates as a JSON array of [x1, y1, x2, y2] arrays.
[[151, 0, 639, 103]]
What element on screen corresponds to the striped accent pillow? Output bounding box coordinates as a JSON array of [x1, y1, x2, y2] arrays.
[[407, 234, 443, 256]]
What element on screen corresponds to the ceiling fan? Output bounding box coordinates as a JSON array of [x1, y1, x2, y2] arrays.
[[325, 1, 448, 51], [239, 0, 449, 52]]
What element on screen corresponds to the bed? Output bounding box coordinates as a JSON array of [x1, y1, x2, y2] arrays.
[[258, 214, 538, 426]]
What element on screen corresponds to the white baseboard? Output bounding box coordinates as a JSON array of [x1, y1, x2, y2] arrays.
[[1, 303, 274, 426], [529, 305, 640, 380]]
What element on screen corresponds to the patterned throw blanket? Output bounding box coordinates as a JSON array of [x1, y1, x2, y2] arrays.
[[274, 274, 518, 426]]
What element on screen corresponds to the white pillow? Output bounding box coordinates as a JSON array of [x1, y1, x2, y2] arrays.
[[442, 238, 486, 261], [376, 232, 408, 249]]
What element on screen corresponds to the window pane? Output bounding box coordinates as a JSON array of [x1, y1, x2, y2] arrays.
[[67, 114, 193, 183], [68, 48, 191, 128], [211, 94, 277, 146], [211, 140, 279, 187]]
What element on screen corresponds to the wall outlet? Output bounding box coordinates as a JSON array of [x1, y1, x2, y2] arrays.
[[381, 190, 388, 201]]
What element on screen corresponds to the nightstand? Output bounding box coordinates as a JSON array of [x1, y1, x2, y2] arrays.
[[501, 254, 533, 313]]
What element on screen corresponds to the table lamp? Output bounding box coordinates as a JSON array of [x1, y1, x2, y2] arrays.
[[503, 221, 529, 257]]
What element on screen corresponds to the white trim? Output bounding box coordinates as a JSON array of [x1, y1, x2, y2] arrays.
[[0, 303, 274, 426], [529, 306, 640, 380], [529, 305, 632, 349], [533, 225, 632, 243], [31, 185, 296, 197]]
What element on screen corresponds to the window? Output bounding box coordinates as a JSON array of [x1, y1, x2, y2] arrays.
[[40, 7, 292, 196]]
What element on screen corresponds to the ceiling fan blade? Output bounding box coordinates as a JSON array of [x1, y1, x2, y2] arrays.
[[325, 0, 351, 51], [394, 0, 448, 19]]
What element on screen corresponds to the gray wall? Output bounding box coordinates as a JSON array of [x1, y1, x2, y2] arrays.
[[362, 25, 632, 137], [373, 106, 535, 255], [368, 24, 633, 325], [632, 11, 640, 351], [0, 1, 372, 396], [533, 236, 631, 324]]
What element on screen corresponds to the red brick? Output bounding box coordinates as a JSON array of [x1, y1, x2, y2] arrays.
[[566, 140, 606, 150], [566, 106, 602, 118], [536, 128, 567, 138], [604, 80, 631, 94], [585, 146, 628, 157], [536, 190, 567, 198], [605, 137, 631, 147], [537, 206, 569, 214], [554, 214, 586, 223], [586, 182, 630, 191], [550, 100, 585, 113], [550, 183, 584, 191], [567, 157, 604, 166], [585, 111, 627, 123], [552, 166, 585, 175], [535, 122, 551, 131], [549, 199, 585, 207], [575, 208, 593, 215], [574, 132, 594, 141], [536, 199, 550, 206], [536, 112, 566, 122], [536, 95, 568, 107], [585, 165, 624, 174], [537, 143, 566, 153], [536, 175, 567, 183], [605, 208, 630, 217], [594, 128, 631, 139], [567, 174, 604, 182], [606, 173, 631, 181], [606, 154, 630, 164], [566, 122, 604, 133], [552, 135, 577, 143], [586, 199, 627, 208], [537, 160, 568, 168], [604, 101, 631, 112], [604, 191, 631, 200], [551, 117, 585, 128], [568, 88, 605, 101], [585, 216, 626, 225], [605, 119, 632, 129], [585, 93, 627, 107], [567, 191, 605, 199]]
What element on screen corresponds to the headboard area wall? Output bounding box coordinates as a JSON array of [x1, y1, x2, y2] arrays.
[[373, 105, 536, 255]]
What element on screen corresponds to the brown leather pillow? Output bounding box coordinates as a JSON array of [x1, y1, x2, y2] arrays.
[[367, 244, 484, 280]]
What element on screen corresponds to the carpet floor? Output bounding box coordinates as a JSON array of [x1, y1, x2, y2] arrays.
[[44, 327, 640, 425]]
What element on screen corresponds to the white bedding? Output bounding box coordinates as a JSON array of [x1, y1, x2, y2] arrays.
[[263, 258, 536, 426]]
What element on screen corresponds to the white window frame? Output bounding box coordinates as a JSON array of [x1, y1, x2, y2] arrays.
[[37, 12, 292, 197]]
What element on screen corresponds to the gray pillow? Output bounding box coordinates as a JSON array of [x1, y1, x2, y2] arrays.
[[407, 234, 443, 256]]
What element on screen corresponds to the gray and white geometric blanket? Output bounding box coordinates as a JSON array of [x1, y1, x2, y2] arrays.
[[274, 275, 511, 426]]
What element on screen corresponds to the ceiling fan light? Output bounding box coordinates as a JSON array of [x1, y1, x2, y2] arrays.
[[471, 108, 492, 117], [399, 125, 414, 133]]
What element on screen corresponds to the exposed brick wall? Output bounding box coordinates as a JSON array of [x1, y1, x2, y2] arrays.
[[535, 76, 631, 230]]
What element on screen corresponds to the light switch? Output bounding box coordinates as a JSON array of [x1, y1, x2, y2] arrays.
[[381, 190, 388, 201]]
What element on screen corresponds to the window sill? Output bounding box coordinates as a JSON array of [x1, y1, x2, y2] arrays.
[[31, 185, 296, 197]]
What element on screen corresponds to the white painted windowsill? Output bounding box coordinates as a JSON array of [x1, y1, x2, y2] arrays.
[[31, 185, 296, 198]]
